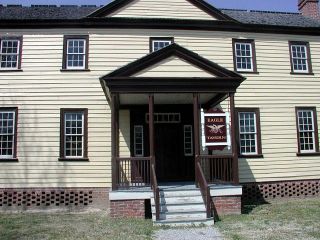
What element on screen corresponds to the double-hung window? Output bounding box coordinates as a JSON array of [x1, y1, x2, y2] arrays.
[[134, 125, 144, 157], [150, 37, 174, 52], [296, 107, 319, 154], [63, 35, 89, 70], [233, 39, 257, 73], [0, 108, 18, 160], [0, 37, 22, 70], [60, 109, 88, 160], [289, 41, 312, 74], [236, 108, 262, 157]]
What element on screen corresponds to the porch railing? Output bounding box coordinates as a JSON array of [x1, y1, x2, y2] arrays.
[[115, 157, 151, 189], [151, 162, 160, 220], [199, 155, 234, 183], [195, 160, 211, 218]]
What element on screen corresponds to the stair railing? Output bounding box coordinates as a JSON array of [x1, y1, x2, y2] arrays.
[[151, 163, 160, 220]]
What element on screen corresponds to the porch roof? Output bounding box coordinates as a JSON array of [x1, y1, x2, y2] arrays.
[[100, 43, 245, 95]]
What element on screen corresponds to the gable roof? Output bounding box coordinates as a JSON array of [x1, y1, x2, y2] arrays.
[[87, 0, 235, 21], [102, 43, 244, 78]]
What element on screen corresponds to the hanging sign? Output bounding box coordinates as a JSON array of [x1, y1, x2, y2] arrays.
[[201, 110, 231, 149]]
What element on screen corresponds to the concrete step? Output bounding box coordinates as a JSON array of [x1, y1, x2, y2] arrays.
[[154, 217, 214, 227], [151, 196, 203, 205], [154, 211, 208, 221], [151, 203, 206, 213], [160, 190, 201, 198]]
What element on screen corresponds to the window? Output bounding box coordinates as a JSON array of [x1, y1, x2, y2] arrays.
[[0, 108, 18, 160], [62, 35, 89, 70], [296, 107, 319, 154], [184, 125, 193, 156], [289, 41, 312, 74], [236, 108, 262, 156], [232, 39, 257, 73], [146, 113, 181, 124], [0, 37, 22, 70], [134, 125, 144, 157], [150, 37, 174, 52], [60, 109, 88, 160]]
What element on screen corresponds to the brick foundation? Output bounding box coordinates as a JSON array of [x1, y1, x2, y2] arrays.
[[0, 188, 109, 211], [110, 199, 145, 218], [242, 179, 320, 204], [212, 196, 242, 216]]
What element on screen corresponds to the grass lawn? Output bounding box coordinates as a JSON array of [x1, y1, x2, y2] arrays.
[[215, 198, 320, 240], [0, 212, 154, 240], [0, 198, 319, 240]]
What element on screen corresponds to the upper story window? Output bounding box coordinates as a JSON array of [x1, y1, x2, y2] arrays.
[[232, 39, 257, 73], [236, 108, 262, 157], [0, 108, 18, 160], [62, 35, 89, 70], [150, 37, 174, 52], [0, 37, 22, 70], [296, 107, 319, 154], [60, 109, 88, 161], [289, 41, 312, 74]]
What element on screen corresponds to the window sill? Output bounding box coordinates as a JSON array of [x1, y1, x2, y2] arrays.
[[59, 158, 89, 162], [60, 69, 90, 72], [296, 152, 320, 157], [239, 154, 264, 159], [0, 158, 19, 162], [290, 72, 314, 75], [236, 71, 259, 74], [0, 69, 23, 72]]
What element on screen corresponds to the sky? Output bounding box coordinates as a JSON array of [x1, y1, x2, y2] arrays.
[[1, 0, 298, 12]]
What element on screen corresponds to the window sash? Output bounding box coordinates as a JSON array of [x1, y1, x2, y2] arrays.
[[0, 40, 20, 70], [152, 40, 172, 52], [291, 45, 308, 73], [0, 111, 15, 159], [184, 125, 193, 156], [134, 125, 144, 157], [66, 39, 86, 69], [297, 110, 315, 153], [64, 112, 84, 158], [238, 112, 258, 155], [235, 42, 253, 71]]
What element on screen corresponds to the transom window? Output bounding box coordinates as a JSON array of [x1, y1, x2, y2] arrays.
[[63, 36, 89, 70], [234, 41, 254, 72], [296, 108, 319, 153], [184, 125, 193, 156], [60, 109, 88, 160], [290, 42, 311, 73], [236, 108, 262, 157], [134, 125, 144, 157], [150, 37, 174, 52], [0, 108, 17, 159], [146, 113, 181, 124], [0, 38, 21, 70]]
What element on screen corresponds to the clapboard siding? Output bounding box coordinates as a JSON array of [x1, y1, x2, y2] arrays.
[[0, 28, 319, 187], [109, 0, 215, 20]]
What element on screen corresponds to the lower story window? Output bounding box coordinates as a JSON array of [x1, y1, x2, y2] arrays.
[[236, 108, 262, 156], [0, 108, 17, 159], [296, 107, 319, 153], [134, 125, 144, 157], [184, 125, 193, 156], [60, 109, 88, 160]]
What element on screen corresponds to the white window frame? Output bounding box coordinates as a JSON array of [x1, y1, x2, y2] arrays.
[[134, 125, 144, 157], [238, 112, 258, 155], [0, 110, 16, 159], [64, 112, 85, 158], [235, 42, 254, 72], [297, 109, 316, 153], [184, 125, 193, 156], [291, 44, 309, 73], [66, 39, 86, 70], [0, 39, 20, 70], [152, 39, 172, 52]]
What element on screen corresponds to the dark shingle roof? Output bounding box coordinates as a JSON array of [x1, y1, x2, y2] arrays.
[[221, 9, 320, 28], [0, 5, 98, 20], [0, 5, 320, 28]]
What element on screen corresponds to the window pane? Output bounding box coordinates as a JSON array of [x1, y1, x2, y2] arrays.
[[184, 125, 193, 156], [152, 40, 172, 52], [235, 42, 253, 71], [0, 111, 15, 158], [66, 39, 86, 69], [0, 40, 19, 69], [64, 112, 84, 157], [291, 44, 308, 72], [238, 112, 257, 154], [297, 109, 315, 152], [134, 126, 144, 157]]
